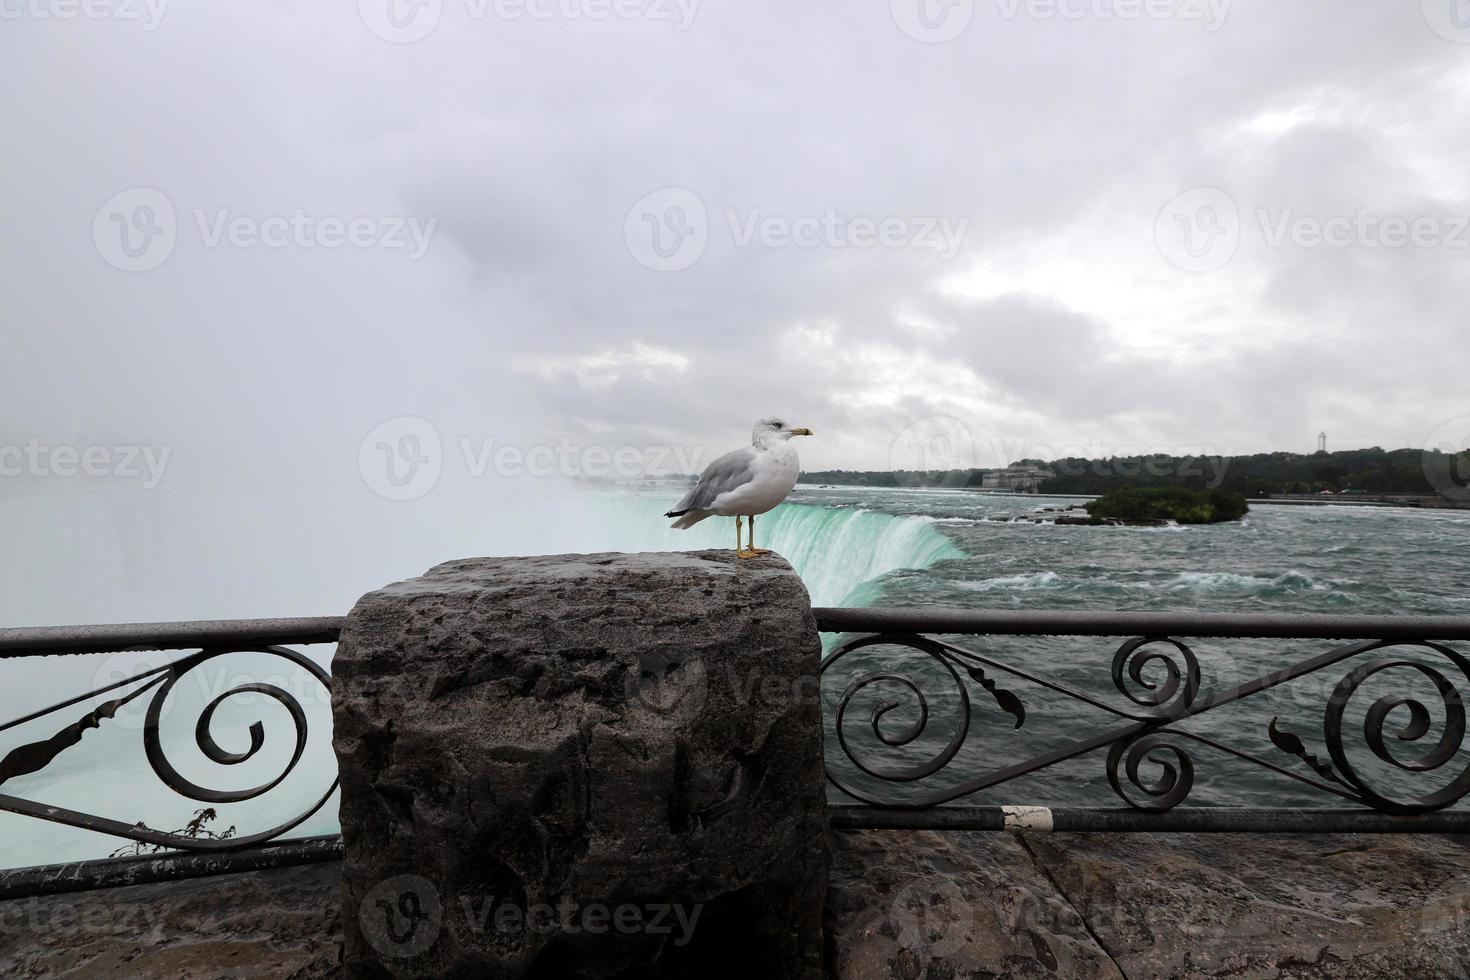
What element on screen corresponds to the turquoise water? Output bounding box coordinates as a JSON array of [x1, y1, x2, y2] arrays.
[[3, 485, 1466, 868], [0, 489, 965, 868], [580, 490, 964, 609], [792, 486, 1470, 812], [789, 485, 1470, 618]]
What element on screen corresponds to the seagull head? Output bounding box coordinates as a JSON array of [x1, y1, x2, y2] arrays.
[[753, 416, 813, 447]]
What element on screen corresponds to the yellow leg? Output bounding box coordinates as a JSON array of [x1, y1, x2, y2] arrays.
[[747, 515, 772, 555], [736, 516, 756, 559]]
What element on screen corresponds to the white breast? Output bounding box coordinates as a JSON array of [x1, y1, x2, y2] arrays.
[[710, 444, 799, 516]]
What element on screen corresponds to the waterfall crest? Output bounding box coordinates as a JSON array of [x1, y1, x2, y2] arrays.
[[575, 493, 964, 607]]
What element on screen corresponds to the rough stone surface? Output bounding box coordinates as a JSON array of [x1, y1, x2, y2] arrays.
[[3, 831, 1468, 977], [827, 830, 1470, 979], [0, 863, 342, 978], [1027, 831, 1470, 978], [826, 830, 1123, 979], [332, 551, 829, 979]]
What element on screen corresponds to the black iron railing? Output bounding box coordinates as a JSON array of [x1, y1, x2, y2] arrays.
[[0, 617, 344, 865], [5, 607, 1470, 900], [815, 608, 1470, 832]]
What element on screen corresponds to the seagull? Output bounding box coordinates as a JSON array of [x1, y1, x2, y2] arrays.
[[665, 417, 813, 559]]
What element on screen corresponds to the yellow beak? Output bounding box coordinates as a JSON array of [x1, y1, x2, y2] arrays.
[[791, 427, 813, 436]]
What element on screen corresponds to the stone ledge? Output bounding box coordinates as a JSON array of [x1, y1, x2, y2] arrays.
[[5, 830, 1468, 978], [334, 551, 828, 978], [827, 830, 1470, 979], [0, 862, 342, 979], [827, 829, 1123, 978]]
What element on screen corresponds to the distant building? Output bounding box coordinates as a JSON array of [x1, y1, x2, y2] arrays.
[[981, 463, 1052, 493]]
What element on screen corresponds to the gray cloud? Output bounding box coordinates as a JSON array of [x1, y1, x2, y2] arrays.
[[1, 2, 1467, 625]]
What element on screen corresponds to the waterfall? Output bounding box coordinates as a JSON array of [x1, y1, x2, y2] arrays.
[[0, 487, 963, 868], [566, 492, 964, 607]]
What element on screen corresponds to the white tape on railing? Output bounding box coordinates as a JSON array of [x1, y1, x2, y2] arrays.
[[1001, 805, 1054, 832]]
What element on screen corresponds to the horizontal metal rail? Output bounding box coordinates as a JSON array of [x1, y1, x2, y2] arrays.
[[12, 799, 1470, 901], [0, 617, 345, 658], [0, 619, 341, 868], [3, 606, 1468, 903], [0, 834, 343, 900], [816, 608, 1470, 827], [813, 607, 1470, 640], [830, 806, 1470, 834]]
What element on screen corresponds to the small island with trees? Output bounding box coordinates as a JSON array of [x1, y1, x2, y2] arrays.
[[1072, 487, 1250, 526]]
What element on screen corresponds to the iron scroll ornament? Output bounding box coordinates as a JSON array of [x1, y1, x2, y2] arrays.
[[821, 632, 1470, 815], [0, 645, 337, 852]]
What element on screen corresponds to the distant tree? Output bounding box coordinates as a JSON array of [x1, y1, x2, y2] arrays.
[[1086, 487, 1248, 524], [801, 446, 1446, 498]]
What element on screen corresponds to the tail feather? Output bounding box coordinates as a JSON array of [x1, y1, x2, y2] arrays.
[[669, 509, 711, 530]]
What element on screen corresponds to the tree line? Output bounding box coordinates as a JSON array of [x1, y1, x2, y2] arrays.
[[799, 447, 1468, 496]]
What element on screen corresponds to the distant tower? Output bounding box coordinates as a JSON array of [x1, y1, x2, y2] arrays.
[[1317, 431, 1327, 453]]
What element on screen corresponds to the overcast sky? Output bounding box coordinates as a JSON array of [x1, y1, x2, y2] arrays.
[[2, 1, 1469, 621]]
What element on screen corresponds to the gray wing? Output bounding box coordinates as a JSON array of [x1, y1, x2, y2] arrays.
[[670, 446, 759, 512]]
